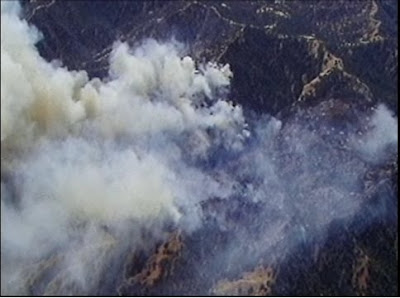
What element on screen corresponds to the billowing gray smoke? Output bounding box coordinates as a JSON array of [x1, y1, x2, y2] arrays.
[[1, 1, 397, 295]]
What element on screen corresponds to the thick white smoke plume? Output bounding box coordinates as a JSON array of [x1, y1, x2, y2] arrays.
[[1, 1, 397, 295], [1, 2, 245, 294]]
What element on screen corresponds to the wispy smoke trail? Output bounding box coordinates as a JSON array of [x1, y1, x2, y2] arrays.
[[1, 1, 397, 295]]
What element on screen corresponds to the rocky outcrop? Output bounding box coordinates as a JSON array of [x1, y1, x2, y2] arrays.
[[213, 266, 276, 296]]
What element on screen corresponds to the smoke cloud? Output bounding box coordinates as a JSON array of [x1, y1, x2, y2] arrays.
[[351, 104, 398, 164], [1, 1, 397, 295]]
